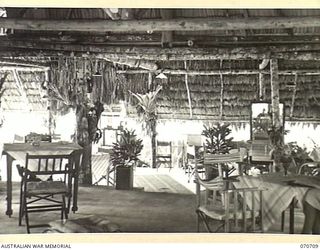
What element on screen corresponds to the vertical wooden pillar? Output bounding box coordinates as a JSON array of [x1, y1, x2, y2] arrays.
[[151, 119, 157, 169], [149, 73, 157, 169], [259, 59, 269, 100], [270, 58, 281, 129], [76, 104, 92, 185], [184, 61, 193, 118], [270, 58, 282, 172]]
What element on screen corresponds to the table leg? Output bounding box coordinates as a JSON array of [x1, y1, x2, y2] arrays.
[[72, 152, 81, 213], [289, 198, 295, 234], [6, 155, 14, 217]]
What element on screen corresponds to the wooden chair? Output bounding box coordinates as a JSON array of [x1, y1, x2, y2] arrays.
[[203, 151, 246, 181], [16, 153, 76, 233], [184, 145, 204, 182], [195, 166, 264, 233], [249, 140, 273, 173], [156, 141, 172, 169], [298, 162, 320, 176]]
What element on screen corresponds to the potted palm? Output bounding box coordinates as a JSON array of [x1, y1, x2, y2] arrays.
[[110, 128, 143, 190]]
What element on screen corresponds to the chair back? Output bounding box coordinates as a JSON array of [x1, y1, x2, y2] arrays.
[[220, 187, 264, 232], [249, 140, 272, 163], [195, 177, 264, 233], [298, 162, 320, 176], [203, 151, 244, 178], [156, 141, 172, 169], [156, 141, 172, 155], [23, 153, 76, 183], [203, 152, 243, 165]]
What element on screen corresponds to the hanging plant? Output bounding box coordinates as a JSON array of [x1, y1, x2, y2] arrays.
[[201, 123, 234, 154], [130, 85, 162, 135]]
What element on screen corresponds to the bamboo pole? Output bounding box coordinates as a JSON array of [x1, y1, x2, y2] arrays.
[[270, 59, 281, 129], [0, 66, 49, 72], [219, 60, 224, 120], [184, 60, 193, 118], [270, 58, 282, 173], [259, 59, 270, 100], [1, 16, 320, 32], [290, 74, 298, 119]]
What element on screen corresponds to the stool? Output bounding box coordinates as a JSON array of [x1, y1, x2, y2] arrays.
[[45, 215, 121, 233]]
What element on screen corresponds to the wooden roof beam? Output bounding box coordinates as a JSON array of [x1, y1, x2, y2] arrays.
[[0, 16, 320, 32], [116, 69, 320, 76], [99, 56, 158, 70], [0, 66, 49, 72], [1, 39, 320, 60]]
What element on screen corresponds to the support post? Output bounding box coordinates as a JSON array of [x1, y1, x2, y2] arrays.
[[290, 74, 298, 119], [270, 58, 282, 173], [270, 59, 281, 129], [184, 60, 193, 118], [219, 60, 224, 120], [259, 59, 270, 100]]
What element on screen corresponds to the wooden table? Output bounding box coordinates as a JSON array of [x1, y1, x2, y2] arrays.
[[234, 173, 320, 233], [2, 142, 83, 217]]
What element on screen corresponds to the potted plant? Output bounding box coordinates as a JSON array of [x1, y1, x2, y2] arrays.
[[202, 123, 233, 154], [110, 128, 143, 190], [201, 123, 234, 180]]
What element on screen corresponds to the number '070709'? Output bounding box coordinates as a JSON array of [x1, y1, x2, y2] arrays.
[[300, 244, 319, 248]]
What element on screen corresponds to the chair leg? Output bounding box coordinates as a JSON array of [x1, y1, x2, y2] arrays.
[[281, 211, 285, 232], [62, 195, 68, 220], [19, 193, 24, 226], [196, 210, 212, 233], [24, 197, 30, 234], [19, 185, 24, 226]]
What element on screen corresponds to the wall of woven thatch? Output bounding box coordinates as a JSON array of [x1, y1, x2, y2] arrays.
[[13, 57, 318, 123]]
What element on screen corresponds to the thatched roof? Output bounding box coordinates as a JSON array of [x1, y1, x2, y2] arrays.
[[0, 8, 319, 123]]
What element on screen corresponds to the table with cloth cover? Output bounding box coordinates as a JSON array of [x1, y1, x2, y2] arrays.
[[2, 142, 83, 217], [234, 173, 320, 233]]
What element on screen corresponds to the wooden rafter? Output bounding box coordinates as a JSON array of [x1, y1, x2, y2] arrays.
[[1, 16, 320, 32], [1, 39, 320, 60], [0, 59, 50, 69], [0, 66, 48, 72], [116, 69, 320, 76], [98, 56, 158, 71]]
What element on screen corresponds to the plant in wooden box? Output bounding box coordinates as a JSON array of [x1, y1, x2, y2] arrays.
[[201, 123, 234, 180], [110, 128, 143, 190]]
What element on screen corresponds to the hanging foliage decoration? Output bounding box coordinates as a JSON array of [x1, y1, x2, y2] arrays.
[[130, 85, 162, 135]]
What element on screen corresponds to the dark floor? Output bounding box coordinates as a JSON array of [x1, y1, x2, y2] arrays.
[[0, 168, 306, 234]]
